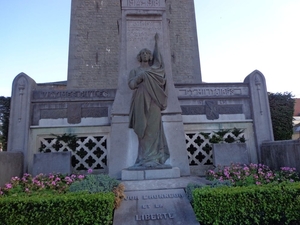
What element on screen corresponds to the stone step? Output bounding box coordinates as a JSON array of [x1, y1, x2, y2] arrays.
[[120, 176, 211, 191]]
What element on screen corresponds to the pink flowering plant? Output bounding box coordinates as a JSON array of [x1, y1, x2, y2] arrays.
[[0, 173, 85, 197], [207, 163, 300, 186]]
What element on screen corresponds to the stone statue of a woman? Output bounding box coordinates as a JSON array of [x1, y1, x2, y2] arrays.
[[128, 33, 170, 168]]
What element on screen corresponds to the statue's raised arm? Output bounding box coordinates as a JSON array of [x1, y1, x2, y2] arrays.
[[152, 33, 164, 69]]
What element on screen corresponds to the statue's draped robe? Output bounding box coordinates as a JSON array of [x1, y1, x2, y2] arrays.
[[128, 60, 169, 167]]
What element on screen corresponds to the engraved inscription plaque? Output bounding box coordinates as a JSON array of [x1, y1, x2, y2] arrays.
[[113, 189, 198, 225], [126, 18, 163, 72], [123, 0, 165, 8]]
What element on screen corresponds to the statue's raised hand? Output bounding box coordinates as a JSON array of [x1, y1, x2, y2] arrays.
[[154, 33, 159, 42]]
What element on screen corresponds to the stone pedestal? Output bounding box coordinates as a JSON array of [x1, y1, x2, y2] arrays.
[[213, 143, 249, 166], [121, 167, 180, 181]]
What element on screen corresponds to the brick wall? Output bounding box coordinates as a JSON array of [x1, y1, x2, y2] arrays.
[[294, 98, 300, 116]]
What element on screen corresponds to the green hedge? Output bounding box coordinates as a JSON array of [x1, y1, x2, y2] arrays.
[[268, 92, 295, 140], [0, 192, 115, 225], [193, 182, 300, 225]]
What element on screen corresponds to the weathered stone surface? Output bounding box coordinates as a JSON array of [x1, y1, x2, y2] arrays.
[[166, 0, 202, 83], [0, 152, 23, 187], [31, 89, 115, 125], [32, 89, 115, 100], [7, 73, 36, 171], [176, 83, 251, 122], [213, 143, 249, 166], [67, 0, 201, 90], [121, 176, 211, 191], [181, 104, 243, 119], [113, 189, 199, 225], [121, 167, 180, 180], [261, 140, 300, 173], [67, 0, 121, 89], [32, 152, 72, 176], [244, 70, 274, 161]]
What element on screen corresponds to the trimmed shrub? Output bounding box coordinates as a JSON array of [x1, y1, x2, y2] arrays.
[[69, 174, 119, 193], [0, 96, 10, 151], [268, 92, 295, 140], [69, 174, 125, 208], [0, 192, 115, 225], [193, 182, 300, 225], [186, 180, 232, 203]]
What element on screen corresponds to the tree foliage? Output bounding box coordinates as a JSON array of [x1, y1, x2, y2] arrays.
[[268, 92, 295, 140], [0, 96, 11, 151]]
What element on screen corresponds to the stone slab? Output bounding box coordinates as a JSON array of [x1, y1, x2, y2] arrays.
[[0, 152, 23, 187], [113, 189, 199, 225], [261, 140, 300, 173], [213, 143, 249, 166], [145, 167, 180, 179], [121, 176, 211, 191], [121, 167, 180, 181], [32, 152, 72, 176]]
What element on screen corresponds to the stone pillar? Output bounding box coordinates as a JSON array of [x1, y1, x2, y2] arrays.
[[109, 0, 191, 178], [67, 0, 121, 89], [7, 73, 36, 171], [166, 0, 202, 83], [67, 0, 202, 89], [244, 70, 274, 162]]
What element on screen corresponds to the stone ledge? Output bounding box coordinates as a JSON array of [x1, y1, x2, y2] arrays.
[[121, 167, 180, 181]]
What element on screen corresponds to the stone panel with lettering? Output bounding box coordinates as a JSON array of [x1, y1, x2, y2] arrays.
[[176, 84, 249, 98], [113, 189, 198, 225], [32, 89, 115, 101], [126, 18, 163, 70], [122, 0, 165, 9], [176, 83, 252, 120]]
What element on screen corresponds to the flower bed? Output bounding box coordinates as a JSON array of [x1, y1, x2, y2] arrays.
[[207, 163, 300, 186], [0, 173, 85, 196], [0, 171, 124, 225]]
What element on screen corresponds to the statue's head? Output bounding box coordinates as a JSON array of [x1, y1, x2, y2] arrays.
[[137, 48, 153, 63]]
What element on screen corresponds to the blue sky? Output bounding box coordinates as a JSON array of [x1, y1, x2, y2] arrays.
[[1, 1, 300, 97]]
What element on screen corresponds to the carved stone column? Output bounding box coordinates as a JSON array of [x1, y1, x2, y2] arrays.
[[8, 73, 37, 171], [244, 70, 274, 162]]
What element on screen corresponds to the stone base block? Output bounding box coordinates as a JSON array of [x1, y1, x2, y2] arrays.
[[0, 152, 23, 187], [213, 143, 249, 166], [33, 152, 72, 176], [121, 167, 180, 181]]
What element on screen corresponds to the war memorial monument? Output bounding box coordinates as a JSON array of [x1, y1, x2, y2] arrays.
[[3, 0, 276, 224]]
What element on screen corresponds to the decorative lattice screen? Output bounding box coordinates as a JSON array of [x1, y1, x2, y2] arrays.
[[39, 135, 108, 172], [39, 129, 245, 172], [185, 129, 245, 166]]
